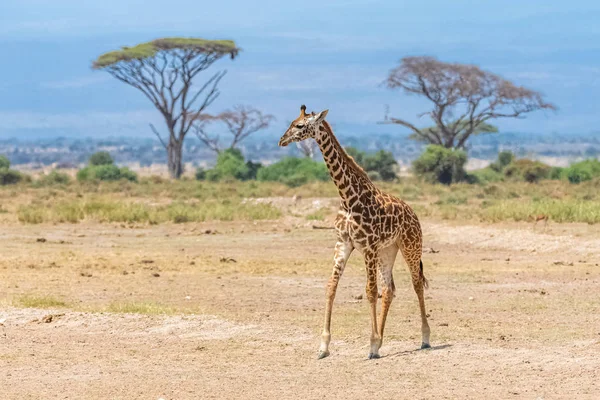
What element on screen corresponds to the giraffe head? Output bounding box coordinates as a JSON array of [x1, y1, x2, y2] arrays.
[[278, 105, 329, 147]]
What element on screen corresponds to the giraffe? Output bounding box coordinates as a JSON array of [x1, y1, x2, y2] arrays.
[[279, 105, 431, 359]]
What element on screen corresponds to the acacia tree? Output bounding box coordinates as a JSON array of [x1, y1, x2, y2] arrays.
[[382, 56, 556, 149], [92, 38, 239, 178], [193, 105, 274, 154]]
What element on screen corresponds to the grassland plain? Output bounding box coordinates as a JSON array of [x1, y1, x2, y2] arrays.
[[2, 178, 600, 225], [1, 180, 600, 398]]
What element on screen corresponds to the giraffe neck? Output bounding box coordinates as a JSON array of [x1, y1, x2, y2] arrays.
[[314, 122, 376, 208]]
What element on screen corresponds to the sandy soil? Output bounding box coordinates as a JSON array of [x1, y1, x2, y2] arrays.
[[1, 216, 600, 399]]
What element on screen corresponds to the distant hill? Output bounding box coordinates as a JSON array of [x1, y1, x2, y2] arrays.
[[2, 131, 599, 169]]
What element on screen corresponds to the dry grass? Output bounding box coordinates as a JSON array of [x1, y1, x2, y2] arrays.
[[17, 198, 281, 224], [16, 295, 69, 308], [105, 301, 176, 315], [3, 177, 600, 224]]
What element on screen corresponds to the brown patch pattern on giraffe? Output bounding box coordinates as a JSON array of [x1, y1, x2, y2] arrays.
[[279, 105, 431, 359]]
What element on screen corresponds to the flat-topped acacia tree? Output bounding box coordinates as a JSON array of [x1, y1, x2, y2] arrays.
[[93, 38, 239, 178], [382, 56, 556, 149]]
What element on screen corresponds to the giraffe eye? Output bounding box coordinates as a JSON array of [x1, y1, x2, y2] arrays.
[[295, 124, 304, 129]]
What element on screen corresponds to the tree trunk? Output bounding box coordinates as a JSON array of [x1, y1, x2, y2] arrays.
[[167, 139, 184, 179]]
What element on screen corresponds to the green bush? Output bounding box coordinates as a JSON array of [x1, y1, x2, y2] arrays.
[[549, 166, 565, 180], [367, 171, 382, 181], [522, 162, 550, 183], [213, 148, 249, 180], [245, 160, 262, 180], [470, 167, 503, 183], [345, 147, 365, 166], [281, 173, 311, 187], [89, 151, 114, 166], [257, 157, 329, 187], [201, 148, 261, 182], [345, 147, 397, 181], [38, 170, 71, 186], [93, 165, 122, 181], [504, 159, 550, 183], [565, 159, 600, 184], [77, 165, 138, 182], [76, 167, 91, 181], [363, 150, 397, 181], [0, 155, 10, 169], [118, 167, 138, 182], [0, 169, 25, 185], [412, 145, 468, 185], [195, 167, 207, 180], [489, 151, 515, 172]]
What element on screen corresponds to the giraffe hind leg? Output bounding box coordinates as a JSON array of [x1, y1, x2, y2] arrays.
[[415, 260, 431, 348], [401, 248, 431, 349], [363, 250, 382, 359], [375, 245, 399, 358]]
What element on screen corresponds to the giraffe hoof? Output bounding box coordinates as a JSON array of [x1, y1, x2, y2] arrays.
[[368, 353, 380, 360], [421, 342, 431, 349], [317, 350, 330, 359]]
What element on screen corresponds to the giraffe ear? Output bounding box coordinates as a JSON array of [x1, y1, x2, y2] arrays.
[[315, 109, 329, 122]]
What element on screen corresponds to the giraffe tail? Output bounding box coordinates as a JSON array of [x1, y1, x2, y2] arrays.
[[419, 260, 429, 290]]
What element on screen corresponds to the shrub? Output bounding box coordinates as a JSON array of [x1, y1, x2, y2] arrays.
[[0, 155, 10, 169], [118, 167, 138, 182], [489, 151, 515, 172], [89, 151, 114, 166], [345, 147, 397, 181], [76, 167, 91, 181], [245, 160, 262, 180], [367, 171, 382, 181], [281, 174, 310, 187], [363, 150, 397, 181], [0, 169, 24, 185], [345, 147, 365, 166], [504, 159, 550, 183], [412, 145, 468, 185], [77, 165, 138, 182], [92, 165, 122, 181], [549, 166, 565, 180], [38, 170, 71, 186], [257, 157, 329, 187], [213, 148, 248, 180], [522, 162, 550, 183], [565, 159, 600, 184], [202, 148, 260, 182], [195, 168, 207, 180], [469, 167, 503, 183]]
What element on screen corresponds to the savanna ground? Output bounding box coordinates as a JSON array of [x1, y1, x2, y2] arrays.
[[1, 179, 600, 399]]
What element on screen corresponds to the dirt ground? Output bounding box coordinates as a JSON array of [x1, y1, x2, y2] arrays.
[[1, 209, 600, 399]]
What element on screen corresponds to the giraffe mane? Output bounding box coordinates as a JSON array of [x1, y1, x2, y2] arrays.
[[321, 121, 372, 183]]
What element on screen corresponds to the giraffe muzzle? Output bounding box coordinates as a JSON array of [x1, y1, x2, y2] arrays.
[[278, 136, 291, 147]]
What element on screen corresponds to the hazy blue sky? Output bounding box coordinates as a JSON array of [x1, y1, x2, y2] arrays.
[[1, 0, 599, 139]]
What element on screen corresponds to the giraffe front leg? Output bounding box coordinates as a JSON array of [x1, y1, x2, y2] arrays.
[[318, 240, 353, 359], [364, 251, 382, 359]]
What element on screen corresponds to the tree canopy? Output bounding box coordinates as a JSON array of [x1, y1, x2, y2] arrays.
[[92, 38, 238, 69], [383, 56, 556, 149]]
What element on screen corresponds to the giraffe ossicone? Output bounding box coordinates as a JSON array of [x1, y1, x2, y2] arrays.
[[279, 105, 431, 359]]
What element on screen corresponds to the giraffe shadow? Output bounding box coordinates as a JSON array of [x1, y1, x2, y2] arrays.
[[383, 344, 452, 358]]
